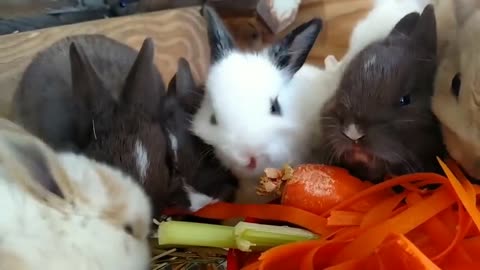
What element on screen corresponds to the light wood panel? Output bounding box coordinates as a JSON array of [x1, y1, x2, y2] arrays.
[[0, 0, 373, 117], [0, 6, 209, 117]]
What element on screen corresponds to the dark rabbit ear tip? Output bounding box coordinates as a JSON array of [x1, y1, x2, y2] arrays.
[[139, 37, 155, 54], [142, 37, 154, 47], [306, 18, 323, 30], [177, 57, 190, 69], [422, 4, 435, 15], [201, 4, 215, 18], [69, 42, 81, 57]]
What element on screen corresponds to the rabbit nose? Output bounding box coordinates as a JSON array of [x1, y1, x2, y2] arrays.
[[342, 123, 365, 142], [247, 156, 257, 170]]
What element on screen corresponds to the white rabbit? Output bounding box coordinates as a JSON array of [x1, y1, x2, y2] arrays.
[[0, 120, 152, 270], [431, 0, 480, 179], [341, 0, 432, 65], [191, 6, 340, 204]]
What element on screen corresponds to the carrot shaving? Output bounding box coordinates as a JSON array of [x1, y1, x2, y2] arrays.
[[360, 193, 406, 228], [192, 202, 330, 235], [327, 210, 364, 226], [257, 240, 326, 270], [374, 233, 442, 270], [406, 191, 471, 263], [437, 157, 480, 230], [322, 173, 449, 217], [202, 160, 480, 270], [332, 186, 455, 263], [240, 261, 261, 270], [462, 236, 480, 258], [299, 241, 349, 270]]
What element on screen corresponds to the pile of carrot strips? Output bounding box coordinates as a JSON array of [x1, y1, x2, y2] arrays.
[[193, 158, 480, 269]]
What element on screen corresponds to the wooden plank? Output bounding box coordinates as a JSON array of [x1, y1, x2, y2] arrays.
[[0, 6, 210, 117], [0, 0, 373, 118]]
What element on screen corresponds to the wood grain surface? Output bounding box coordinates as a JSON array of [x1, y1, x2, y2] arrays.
[[0, 6, 210, 117], [0, 0, 373, 118]]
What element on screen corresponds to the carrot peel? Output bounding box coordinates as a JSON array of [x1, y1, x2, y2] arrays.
[[437, 157, 480, 231]]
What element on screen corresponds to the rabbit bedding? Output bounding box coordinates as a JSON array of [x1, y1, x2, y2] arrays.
[[1, 0, 480, 269]]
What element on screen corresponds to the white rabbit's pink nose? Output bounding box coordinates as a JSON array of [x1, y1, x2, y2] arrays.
[[247, 156, 257, 170]]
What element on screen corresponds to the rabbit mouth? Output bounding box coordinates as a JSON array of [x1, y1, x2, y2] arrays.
[[343, 145, 373, 164], [340, 146, 387, 182]]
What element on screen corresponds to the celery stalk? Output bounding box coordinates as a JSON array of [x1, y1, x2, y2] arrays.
[[157, 221, 237, 249], [234, 222, 319, 251], [157, 220, 319, 252]]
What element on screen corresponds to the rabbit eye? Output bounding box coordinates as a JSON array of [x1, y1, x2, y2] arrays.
[[270, 97, 282, 115], [399, 95, 411, 106], [124, 224, 134, 236], [451, 73, 461, 97], [210, 114, 217, 125]]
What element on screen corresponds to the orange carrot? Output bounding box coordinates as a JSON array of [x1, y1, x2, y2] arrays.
[[240, 261, 261, 270], [437, 158, 480, 230], [332, 186, 455, 263], [323, 258, 373, 270], [322, 173, 449, 217], [279, 165, 369, 215], [192, 202, 330, 235], [327, 210, 364, 226], [257, 240, 327, 270], [375, 233, 441, 270], [360, 193, 406, 228], [212, 161, 480, 270], [299, 241, 349, 270], [462, 236, 480, 258], [406, 192, 471, 263]]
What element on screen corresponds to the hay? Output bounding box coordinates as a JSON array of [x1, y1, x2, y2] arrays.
[[149, 218, 228, 270]]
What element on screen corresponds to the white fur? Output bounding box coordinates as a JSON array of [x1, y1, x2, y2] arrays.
[[134, 139, 149, 184], [0, 131, 151, 270], [167, 130, 178, 164], [183, 184, 218, 212], [191, 50, 341, 204], [432, 0, 480, 178], [342, 0, 432, 65], [344, 124, 364, 141]]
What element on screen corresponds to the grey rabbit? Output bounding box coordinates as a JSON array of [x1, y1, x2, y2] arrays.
[[317, 5, 445, 183], [161, 58, 238, 213], [11, 34, 173, 218]]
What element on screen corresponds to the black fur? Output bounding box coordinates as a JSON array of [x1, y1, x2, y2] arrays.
[[317, 5, 446, 183], [161, 58, 238, 208]]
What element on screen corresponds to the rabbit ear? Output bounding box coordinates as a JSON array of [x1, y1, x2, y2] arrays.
[[390, 12, 421, 36], [70, 42, 116, 115], [167, 58, 203, 114], [268, 18, 323, 77], [176, 58, 203, 112], [121, 37, 163, 116], [0, 131, 65, 199], [454, 0, 479, 26], [410, 5, 437, 54], [201, 5, 236, 63]]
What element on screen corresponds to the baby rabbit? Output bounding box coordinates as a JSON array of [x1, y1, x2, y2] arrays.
[[160, 58, 238, 212], [345, 0, 431, 63], [12, 34, 163, 152], [432, 0, 480, 179], [0, 123, 151, 270], [12, 35, 172, 218], [318, 5, 445, 183], [191, 5, 336, 204]]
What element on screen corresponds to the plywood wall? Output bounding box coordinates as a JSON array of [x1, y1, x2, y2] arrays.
[[0, 0, 372, 117]]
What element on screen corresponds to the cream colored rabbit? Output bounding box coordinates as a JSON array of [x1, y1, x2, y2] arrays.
[[432, 0, 480, 179], [0, 120, 152, 270]]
